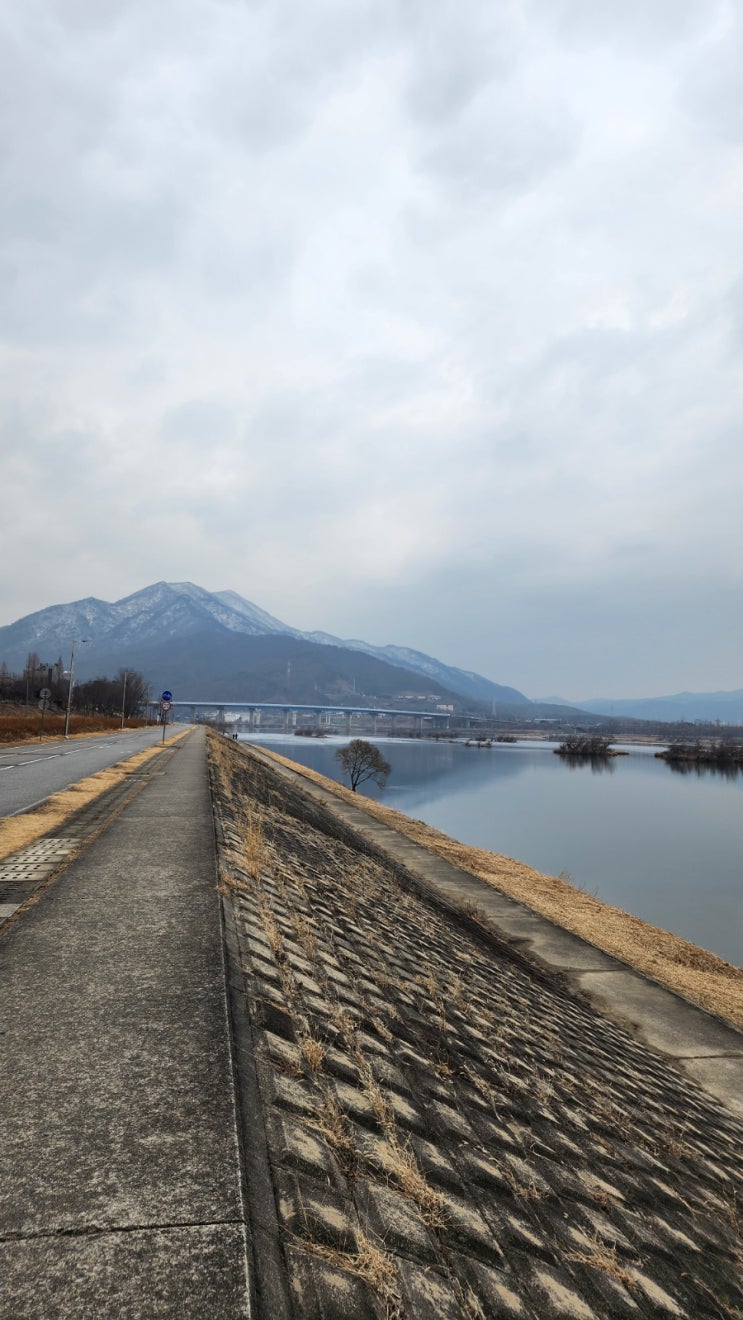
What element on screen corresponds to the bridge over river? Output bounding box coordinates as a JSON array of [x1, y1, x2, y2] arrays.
[[166, 700, 475, 733]]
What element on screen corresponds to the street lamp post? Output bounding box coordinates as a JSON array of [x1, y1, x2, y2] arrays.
[[64, 639, 88, 739]]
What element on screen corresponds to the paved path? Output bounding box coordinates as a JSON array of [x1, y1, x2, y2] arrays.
[[0, 728, 251, 1317]]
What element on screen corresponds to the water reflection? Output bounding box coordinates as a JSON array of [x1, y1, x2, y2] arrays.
[[254, 735, 534, 806], [556, 754, 616, 775], [664, 759, 743, 780]]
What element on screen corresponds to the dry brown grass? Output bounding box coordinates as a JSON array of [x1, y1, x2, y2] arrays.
[[300, 1035, 326, 1073], [342, 1231, 399, 1304], [291, 912, 318, 961], [0, 736, 187, 861], [261, 909, 285, 958], [312, 1095, 359, 1173], [258, 746, 743, 1030], [243, 811, 267, 879], [567, 1235, 638, 1291], [374, 1137, 448, 1228], [0, 712, 147, 744], [299, 1233, 401, 1319]]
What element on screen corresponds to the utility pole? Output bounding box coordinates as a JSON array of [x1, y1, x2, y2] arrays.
[[64, 639, 88, 739], [120, 670, 128, 730]]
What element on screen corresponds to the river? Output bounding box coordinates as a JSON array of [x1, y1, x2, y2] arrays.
[[239, 733, 743, 968]]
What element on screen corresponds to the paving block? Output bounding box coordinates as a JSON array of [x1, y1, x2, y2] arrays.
[[437, 1192, 505, 1265], [452, 1253, 537, 1319], [332, 1079, 380, 1130], [355, 1178, 439, 1262], [284, 1245, 387, 1320], [524, 1263, 600, 1319], [395, 1259, 467, 1320], [275, 1170, 359, 1252], [268, 1110, 345, 1184]]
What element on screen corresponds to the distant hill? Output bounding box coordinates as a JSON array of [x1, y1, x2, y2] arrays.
[[571, 690, 743, 724], [0, 581, 532, 713]]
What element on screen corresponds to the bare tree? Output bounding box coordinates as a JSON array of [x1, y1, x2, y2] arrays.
[[335, 739, 391, 792], [24, 651, 40, 709], [115, 668, 147, 719], [75, 670, 147, 717]]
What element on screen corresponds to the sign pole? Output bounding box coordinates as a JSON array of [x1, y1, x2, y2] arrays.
[[38, 689, 51, 741], [159, 692, 173, 743]]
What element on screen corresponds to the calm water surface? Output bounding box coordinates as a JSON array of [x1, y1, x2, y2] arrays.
[[242, 734, 742, 967]]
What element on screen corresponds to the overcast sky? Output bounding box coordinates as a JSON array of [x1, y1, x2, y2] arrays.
[[2, 0, 742, 699]]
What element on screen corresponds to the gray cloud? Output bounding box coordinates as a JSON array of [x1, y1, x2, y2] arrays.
[[418, 95, 580, 200], [680, 9, 743, 143], [530, 0, 716, 52], [1, 0, 742, 699]]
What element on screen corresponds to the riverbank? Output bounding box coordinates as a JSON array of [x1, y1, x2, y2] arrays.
[[261, 745, 743, 1031], [4, 730, 740, 1317], [206, 733, 743, 1317]]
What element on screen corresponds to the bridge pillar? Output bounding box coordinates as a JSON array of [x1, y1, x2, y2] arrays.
[[190, 705, 196, 723], [373, 715, 378, 735], [345, 712, 352, 734]]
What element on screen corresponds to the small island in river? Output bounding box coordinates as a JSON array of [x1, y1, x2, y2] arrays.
[[656, 738, 743, 768], [554, 735, 628, 758]]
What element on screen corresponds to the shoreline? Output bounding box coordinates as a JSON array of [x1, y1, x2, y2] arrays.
[[260, 744, 743, 1031]]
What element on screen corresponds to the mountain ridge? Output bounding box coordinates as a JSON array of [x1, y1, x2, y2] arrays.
[[567, 690, 743, 724], [6, 583, 739, 721], [0, 581, 528, 711]]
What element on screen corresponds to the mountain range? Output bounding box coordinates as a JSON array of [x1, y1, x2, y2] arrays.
[[562, 691, 743, 725], [6, 583, 738, 723], [0, 581, 536, 713]]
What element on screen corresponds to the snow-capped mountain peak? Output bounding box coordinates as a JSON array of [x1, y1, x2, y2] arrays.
[[0, 582, 528, 707]]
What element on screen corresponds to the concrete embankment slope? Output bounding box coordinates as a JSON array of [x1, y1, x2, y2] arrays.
[[247, 743, 743, 1116], [210, 735, 743, 1320], [0, 729, 250, 1317]]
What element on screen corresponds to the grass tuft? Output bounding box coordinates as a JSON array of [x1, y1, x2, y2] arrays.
[[299, 1233, 401, 1319], [301, 1035, 325, 1073], [243, 811, 267, 879], [566, 1235, 639, 1291], [374, 1137, 448, 1229]]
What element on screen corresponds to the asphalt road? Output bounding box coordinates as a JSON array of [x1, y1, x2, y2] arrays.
[[0, 725, 188, 818]]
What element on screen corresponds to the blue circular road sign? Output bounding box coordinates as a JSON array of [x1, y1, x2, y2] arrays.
[[161, 690, 173, 702]]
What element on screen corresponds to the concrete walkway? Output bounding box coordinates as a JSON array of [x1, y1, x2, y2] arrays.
[[0, 729, 250, 1317]]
